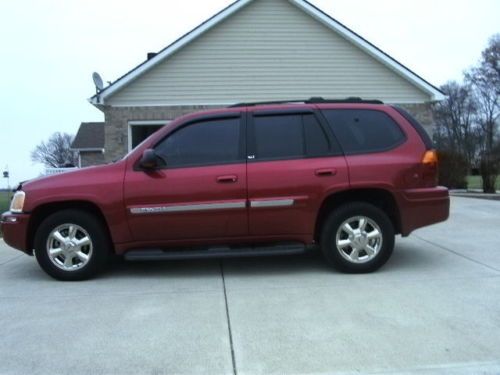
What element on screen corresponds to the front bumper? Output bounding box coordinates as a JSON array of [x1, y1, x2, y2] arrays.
[[0, 211, 31, 253], [397, 186, 450, 236]]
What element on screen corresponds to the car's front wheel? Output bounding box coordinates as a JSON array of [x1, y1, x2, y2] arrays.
[[34, 209, 110, 281], [320, 202, 395, 273]]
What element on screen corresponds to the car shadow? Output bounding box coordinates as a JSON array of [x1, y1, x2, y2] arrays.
[[1, 239, 437, 282], [102, 240, 436, 280], [102, 251, 325, 279]]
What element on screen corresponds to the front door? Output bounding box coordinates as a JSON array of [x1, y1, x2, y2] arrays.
[[247, 109, 349, 237], [124, 113, 248, 243]]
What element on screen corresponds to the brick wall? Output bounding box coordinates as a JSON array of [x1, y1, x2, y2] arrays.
[[80, 151, 106, 167], [395, 102, 435, 137]]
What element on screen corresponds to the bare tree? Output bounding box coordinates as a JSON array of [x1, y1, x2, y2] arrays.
[[433, 81, 479, 167], [31, 132, 78, 168], [465, 34, 500, 193]]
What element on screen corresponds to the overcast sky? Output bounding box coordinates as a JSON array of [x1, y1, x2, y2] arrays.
[[0, 0, 499, 187]]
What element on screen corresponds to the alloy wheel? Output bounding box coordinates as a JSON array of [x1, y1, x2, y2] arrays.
[[46, 224, 93, 271], [335, 216, 383, 264]]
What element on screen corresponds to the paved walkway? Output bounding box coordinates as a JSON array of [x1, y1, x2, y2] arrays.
[[1, 197, 499, 374]]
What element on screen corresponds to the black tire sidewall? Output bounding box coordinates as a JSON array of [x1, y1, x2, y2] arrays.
[[34, 209, 110, 281], [320, 202, 395, 273]]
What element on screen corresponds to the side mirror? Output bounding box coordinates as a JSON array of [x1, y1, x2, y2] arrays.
[[139, 149, 160, 170]]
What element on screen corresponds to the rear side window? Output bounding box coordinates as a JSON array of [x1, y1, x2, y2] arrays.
[[252, 113, 331, 160], [322, 109, 405, 154], [155, 117, 241, 168]]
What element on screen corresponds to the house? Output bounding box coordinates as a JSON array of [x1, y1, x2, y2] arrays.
[[70, 122, 105, 167], [81, 0, 444, 166]]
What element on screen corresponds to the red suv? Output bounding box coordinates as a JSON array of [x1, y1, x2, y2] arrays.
[[1, 98, 449, 280]]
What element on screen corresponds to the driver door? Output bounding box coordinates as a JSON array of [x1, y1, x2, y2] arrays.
[[123, 113, 248, 243]]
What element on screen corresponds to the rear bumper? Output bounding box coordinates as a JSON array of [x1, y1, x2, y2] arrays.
[[0, 211, 31, 253], [397, 186, 450, 236]]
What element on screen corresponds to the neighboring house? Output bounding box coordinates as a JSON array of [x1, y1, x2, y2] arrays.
[[83, 0, 444, 164], [70, 122, 105, 167]]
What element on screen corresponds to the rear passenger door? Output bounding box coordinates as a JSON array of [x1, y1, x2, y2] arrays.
[[247, 109, 349, 237], [320, 109, 409, 190]]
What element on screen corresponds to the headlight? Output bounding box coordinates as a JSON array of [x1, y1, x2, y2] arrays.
[[10, 191, 26, 213]]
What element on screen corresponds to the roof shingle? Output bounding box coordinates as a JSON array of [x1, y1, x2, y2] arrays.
[[71, 122, 105, 150]]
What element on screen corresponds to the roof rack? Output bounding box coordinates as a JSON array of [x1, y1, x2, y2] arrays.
[[228, 97, 384, 108]]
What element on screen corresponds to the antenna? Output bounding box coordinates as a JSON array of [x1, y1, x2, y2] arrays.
[[92, 72, 104, 94]]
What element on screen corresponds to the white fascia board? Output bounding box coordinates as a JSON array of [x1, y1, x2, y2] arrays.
[[128, 120, 171, 125], [101, 99, 429, 107], [91, 0, 253, 106], [289, 0, 445, 101]]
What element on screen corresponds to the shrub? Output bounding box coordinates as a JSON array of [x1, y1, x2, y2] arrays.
[[437, 150, 468, 189], [479, 156, 499, 193]]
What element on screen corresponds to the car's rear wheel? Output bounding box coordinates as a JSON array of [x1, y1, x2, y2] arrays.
[[320, 202, 394, 273], [34, 209, 110, 281]]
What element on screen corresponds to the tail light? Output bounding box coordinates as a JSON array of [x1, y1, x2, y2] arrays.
[[422, 150, 438, 167], [421, 149, 439, 186]]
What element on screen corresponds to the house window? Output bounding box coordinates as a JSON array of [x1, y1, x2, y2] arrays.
[[128, 121, 170, 151]]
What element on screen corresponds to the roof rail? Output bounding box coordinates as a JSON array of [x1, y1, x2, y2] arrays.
[[228, 97, 384, 108]]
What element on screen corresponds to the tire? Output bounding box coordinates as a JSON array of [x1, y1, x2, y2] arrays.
[[34, 209, 111, 281], [320, 202, 394, 273]]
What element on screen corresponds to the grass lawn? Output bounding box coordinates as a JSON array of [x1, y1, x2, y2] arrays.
[[0, 191, 12, 237], [0, 191, 11, 238], [467, 176, 500, 191], [0, 191, 10, 214]]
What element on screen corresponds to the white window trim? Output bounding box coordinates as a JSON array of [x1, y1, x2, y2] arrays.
[[71, 148, 105, 152], [128, 120, 170, 152]]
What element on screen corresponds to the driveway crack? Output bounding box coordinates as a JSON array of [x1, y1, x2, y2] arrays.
[[0, 254, 24, 266], [220, 261, 238, 375], [414, 235, 500, 273]]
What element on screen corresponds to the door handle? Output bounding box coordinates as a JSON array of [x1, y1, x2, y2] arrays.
[[216, 175, 238, 183], [315, 168, 337, 177]]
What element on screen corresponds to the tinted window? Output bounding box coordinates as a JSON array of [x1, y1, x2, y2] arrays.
[[253, 114, 330, 160], [304, 114, 330, 156], [155, 118, 241, 167], [254, 115, 303, 159], [322, 109, 405, 154]]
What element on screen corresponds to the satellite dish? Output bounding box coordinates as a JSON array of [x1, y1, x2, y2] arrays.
[[92, 72, 104, 93]]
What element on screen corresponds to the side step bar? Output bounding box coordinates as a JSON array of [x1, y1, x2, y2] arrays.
[[124, 242, 307, 261]]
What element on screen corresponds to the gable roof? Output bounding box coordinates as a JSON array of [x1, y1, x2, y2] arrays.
[[71, 122, 105, 150], [90, 0, 445, 106]]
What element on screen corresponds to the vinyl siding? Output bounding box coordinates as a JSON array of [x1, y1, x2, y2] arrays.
[[107, 0, 430, 106]]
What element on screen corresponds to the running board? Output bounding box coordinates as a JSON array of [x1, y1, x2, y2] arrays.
[[124, 242, 307, 261]]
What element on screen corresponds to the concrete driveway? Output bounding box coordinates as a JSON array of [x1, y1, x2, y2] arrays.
[[1, 196, 499, 375]]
